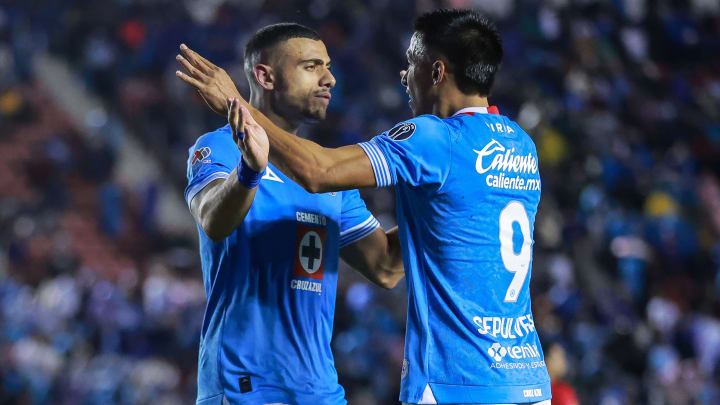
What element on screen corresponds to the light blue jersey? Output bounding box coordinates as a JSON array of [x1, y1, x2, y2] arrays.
[[359, 107, 551, 404], [185, 125, 379, 405]]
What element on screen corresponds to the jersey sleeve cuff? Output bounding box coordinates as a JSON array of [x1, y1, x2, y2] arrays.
[[185, 171, 230, 207], [358, 140, 394, 187], [339, 215, 380, 248]]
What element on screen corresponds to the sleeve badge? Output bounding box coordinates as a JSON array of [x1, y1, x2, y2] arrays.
[[387, 122, 416, 141]]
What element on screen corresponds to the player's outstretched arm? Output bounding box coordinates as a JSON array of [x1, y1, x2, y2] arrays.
[[340, 227, 404, 289], [191, 99, 269, 242], [175, 44, 241, 116], [177, 45, 377, 193], [228, 96, 376, 192]]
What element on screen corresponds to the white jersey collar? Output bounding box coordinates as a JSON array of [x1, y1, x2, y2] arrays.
[[452, 106, 489, 116]]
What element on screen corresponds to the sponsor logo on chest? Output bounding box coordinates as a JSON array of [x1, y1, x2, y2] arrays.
[[473, 139, 538, 175], [472, 139, 541, 191]]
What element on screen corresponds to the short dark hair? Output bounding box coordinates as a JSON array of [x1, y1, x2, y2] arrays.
[[244, 23, 321, 86], [414, 9, 503, 96]]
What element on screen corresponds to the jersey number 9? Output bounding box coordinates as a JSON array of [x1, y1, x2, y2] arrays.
[[499, 201, 532, 303]]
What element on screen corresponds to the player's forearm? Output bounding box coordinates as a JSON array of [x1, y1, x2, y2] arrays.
[[341, 226, 405, 289], [237, 99, 341, 193], [377, 226, 405, 287], [268, 130, 332, 193], [193, 168, 258, 242]]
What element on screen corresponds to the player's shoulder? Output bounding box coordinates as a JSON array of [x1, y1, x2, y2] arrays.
[[448, 111, 534, 142], [192, 124, 234, 149], [382, 114, 449, 142], [504, 119, 538, 151], [186, 124, 240, 176]]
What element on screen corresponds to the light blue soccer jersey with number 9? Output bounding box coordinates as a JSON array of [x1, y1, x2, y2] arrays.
[[359, 106, 551, 404]]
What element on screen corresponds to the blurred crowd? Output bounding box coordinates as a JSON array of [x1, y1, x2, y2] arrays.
[[1, 0, 720, 404]]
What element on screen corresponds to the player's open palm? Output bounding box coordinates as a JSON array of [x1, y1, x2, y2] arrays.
[[228, 98, 268, 173], [176, 44, 241, 116]]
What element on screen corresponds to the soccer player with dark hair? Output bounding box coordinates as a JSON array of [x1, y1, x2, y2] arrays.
[[178, 9, 551, 405], [177, 23, 404, 405]]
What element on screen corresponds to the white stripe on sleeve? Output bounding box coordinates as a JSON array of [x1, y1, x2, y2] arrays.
[[357, 141, 393, 187], [186, 171, 230, 207], [339, 215, 380, 247]]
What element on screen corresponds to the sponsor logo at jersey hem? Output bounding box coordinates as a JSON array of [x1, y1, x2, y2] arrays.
[[523, 389, 543, 398], [487, 342, 545, 370], [401, 359, 408, 379], [487, 342, 540, 362], [473, 314, 536, 339], [290, 279, 322, 294], [490, 361, 546, 370]]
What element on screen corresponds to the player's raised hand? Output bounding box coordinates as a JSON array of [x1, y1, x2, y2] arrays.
[[228, 98, 268, 173], [176, 44, 242, 116]]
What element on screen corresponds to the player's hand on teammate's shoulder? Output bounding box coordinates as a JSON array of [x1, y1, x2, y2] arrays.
[[228, 98, 269, 173], [175, 43, 241, 117]]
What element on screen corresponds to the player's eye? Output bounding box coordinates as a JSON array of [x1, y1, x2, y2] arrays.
[[305, 64, 317, 71]]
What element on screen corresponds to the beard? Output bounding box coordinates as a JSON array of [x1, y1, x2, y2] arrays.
[[300, 98, 329, 122], [271, 86, 329, 125]]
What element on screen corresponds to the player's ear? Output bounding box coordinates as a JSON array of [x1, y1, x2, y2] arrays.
[[253, 64, 275, 91], [431, 60, 445, 86]]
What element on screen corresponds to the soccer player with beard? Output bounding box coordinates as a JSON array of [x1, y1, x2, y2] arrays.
[[178, 24, 404, 405], [178, 9, 552, 405]]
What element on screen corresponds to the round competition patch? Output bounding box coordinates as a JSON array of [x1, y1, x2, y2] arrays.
[[387, 122, 416, 141]]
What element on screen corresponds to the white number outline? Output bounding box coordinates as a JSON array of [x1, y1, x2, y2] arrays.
[[498, 201, 533, 302]]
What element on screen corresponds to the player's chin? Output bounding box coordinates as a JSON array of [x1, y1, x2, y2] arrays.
[[303, 106, 328, 122]]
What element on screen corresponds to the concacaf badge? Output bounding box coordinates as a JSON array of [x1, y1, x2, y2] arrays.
[[387, 122, 416, 141]]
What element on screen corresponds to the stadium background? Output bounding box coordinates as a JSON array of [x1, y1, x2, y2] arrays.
[[1, 0, 719, 404]]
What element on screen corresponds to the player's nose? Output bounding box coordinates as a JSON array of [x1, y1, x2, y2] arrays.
[[321, 68, 336, 89], [400, 70, 408, 87]]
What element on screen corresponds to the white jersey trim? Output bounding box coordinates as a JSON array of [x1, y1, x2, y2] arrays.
[[417, 384, 438, 404], [358, 141, 393, 187], [186, 171, 230, 207], [404, 400, 550, 405], [453, 106, 490, 116], [339, 215, 380, 248]]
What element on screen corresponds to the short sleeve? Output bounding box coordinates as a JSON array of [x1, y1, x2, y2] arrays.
[[338, 189, 380, 248], [357, 115, 452, 188], [184, 125, 240, 206]]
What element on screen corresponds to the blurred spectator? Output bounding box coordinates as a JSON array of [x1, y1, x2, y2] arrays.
[[546, 343, 580, 405]]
